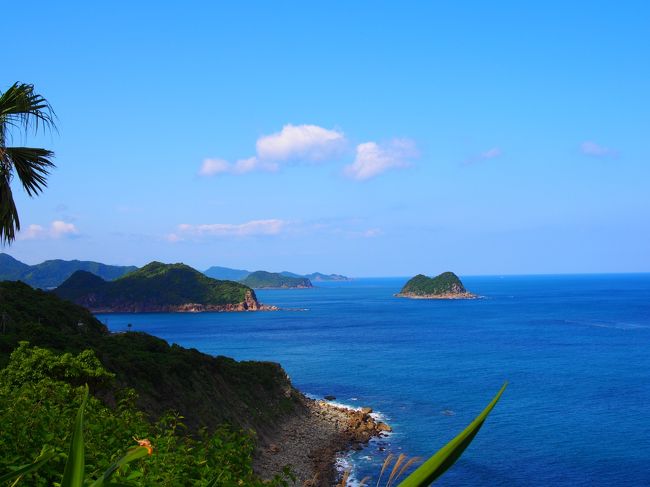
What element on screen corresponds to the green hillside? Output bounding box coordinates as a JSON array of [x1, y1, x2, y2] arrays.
[[0, 253, 137, 288], [0, 280, 297, 484], [242, 270, 312, 289], [0, 280, 299, 431], [54, 262, 260, 311]]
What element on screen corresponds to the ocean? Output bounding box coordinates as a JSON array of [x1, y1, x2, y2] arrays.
[[97, 274, 650, 486]]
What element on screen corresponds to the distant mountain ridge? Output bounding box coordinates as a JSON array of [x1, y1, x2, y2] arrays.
[[54, 261, 274, 312], [0, 253, 137, 289], [204, 265, 351, 282], [204, 265, 251, 281]]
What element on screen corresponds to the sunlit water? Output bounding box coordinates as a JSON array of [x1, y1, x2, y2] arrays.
[[97, 274, 650, 486]]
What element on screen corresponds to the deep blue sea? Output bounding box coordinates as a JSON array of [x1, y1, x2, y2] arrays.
[[97, 275, 650, 486]]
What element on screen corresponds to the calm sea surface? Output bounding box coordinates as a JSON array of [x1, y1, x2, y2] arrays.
[[97, 275, 650, 486]]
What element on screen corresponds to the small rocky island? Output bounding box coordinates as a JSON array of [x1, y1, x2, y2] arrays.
[[396, 271, 477, 299], [53, 261, 278, 312]]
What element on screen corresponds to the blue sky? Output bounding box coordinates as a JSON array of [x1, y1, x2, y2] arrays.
[[4, 1, 649, 276]]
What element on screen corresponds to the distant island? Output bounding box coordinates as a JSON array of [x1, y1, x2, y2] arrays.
[[0, 253, 136, 289], [396, 272, 477, 299], [54, 261, 277, 312], [280, 271, 351, 282], [241, 270, 313, 289], [204, 265, 351, 283]]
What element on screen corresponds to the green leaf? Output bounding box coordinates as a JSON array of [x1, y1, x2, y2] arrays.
[[398, 382, 507, 487], [0, 447, 56, 484], [89, 445, 150, 487], [61, 385, 89, 487]]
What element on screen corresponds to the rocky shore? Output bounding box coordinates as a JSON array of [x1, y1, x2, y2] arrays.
[[395, 291, 477, 299], [254, 396, 391, 486], [85, 290, 279, 312]]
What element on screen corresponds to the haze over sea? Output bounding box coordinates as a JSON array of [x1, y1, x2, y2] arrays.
[[98, 274, 650, 486]]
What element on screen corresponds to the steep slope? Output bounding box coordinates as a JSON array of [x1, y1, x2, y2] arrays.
[[0, 280, 298, 432], [55, 262, 273, 312]]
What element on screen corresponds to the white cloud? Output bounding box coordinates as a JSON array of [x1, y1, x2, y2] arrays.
[[173, 219, 288, 239], [18, 220, 78, 240], [581, 141, 617, 157], [343, 138, 418, 180], [256, 124, 346, 161]]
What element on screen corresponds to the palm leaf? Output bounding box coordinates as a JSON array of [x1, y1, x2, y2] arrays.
[[0, 174, 19, 243], [397, 382, 507, 487], [0, 447, 56, 484], [0, 83, 56, 135], [61, 386, 89, 487], [3, 147, 55, 196]]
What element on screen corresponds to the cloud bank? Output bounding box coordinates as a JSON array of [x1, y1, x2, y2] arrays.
[[199, 124, 418, 180], [199, 124, 346, 177], [167, 219, 287, 241], [18, 220, 79, 240]]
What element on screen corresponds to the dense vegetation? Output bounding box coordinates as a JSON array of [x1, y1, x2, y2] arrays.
[[242, 271, 312, 289], [398, 272, 469, 296], [0, 280, 300, 433], [0, 344, 293, 486], [54, 262, 256, 310], [0, 253, 137, 289]]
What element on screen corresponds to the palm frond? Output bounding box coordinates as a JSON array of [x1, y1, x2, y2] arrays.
[[0, 82, 56, 135], [3, 147, 55, 196], [0, 174, 19, 244]]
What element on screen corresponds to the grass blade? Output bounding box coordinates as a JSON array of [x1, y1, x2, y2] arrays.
[[0, 447, 56, 484], [61, 385, 89, 487], [398, 382, 507, 487]]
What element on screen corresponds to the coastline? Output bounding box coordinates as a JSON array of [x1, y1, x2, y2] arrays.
[[254, 395, 390, 486], [395, 292, 477, 299], [85, 303, 279, 313]]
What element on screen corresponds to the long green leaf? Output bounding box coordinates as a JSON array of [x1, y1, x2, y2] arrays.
[[89, 446, 150, 487], [398, 382, 507, 487], [0, 447, 56, 484], [62, 385, 89, 487]]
